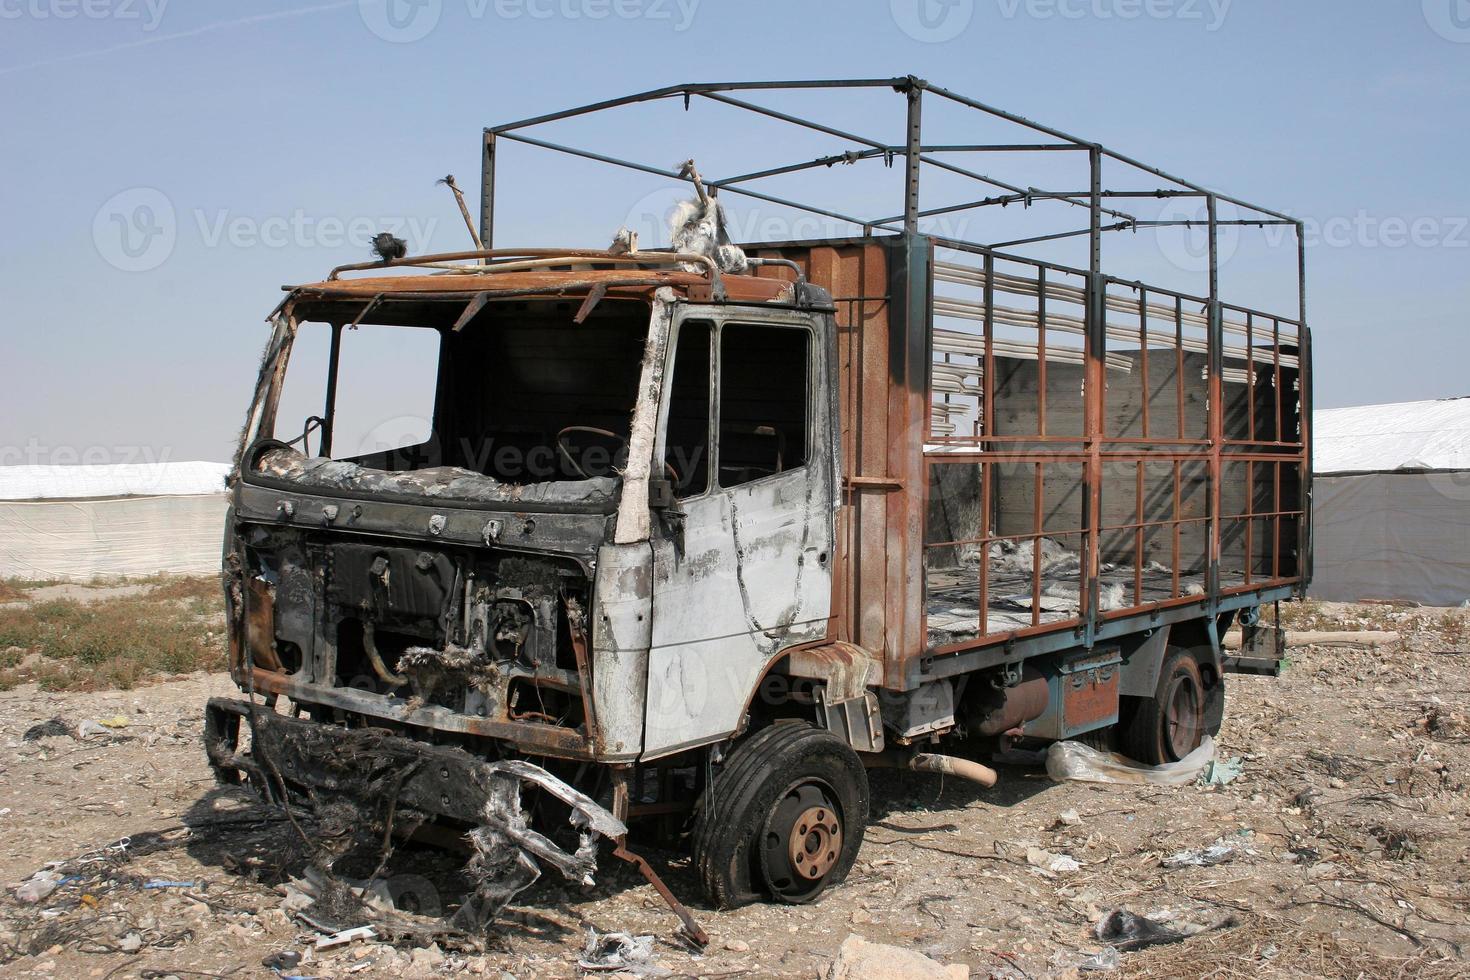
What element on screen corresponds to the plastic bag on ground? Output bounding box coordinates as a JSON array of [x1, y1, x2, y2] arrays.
[[1094, 908, 1186, 951], [1046, 736, 1215, 786]]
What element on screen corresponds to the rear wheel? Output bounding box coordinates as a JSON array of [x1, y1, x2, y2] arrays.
[[692, 722, 867, 909], [1120, 650, 1206, 764]]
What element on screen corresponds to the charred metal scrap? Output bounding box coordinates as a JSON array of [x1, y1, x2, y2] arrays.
[[204, 700, 626, 932]]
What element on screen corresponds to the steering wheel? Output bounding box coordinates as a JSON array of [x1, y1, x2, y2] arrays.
[[555, 425, 682, 484], [556, 426, 625, 480]]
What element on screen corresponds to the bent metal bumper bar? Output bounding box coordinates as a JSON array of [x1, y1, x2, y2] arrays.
[[202, 698, 708, 945]]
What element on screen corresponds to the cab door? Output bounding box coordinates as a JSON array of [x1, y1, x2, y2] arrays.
[[642, 308, 836, 758]]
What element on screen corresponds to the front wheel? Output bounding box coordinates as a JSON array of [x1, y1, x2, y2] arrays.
[[692, 722, 868, 909]]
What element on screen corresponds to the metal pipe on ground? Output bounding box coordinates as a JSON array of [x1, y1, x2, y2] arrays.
[[865, 752, 999, 788]]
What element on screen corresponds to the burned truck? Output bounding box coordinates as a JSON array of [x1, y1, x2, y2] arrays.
[[206, 79, 1310, 935]]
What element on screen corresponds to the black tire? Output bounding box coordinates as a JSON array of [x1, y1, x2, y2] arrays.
[[691, 722, 868, 909], [1120, 649, 1207, 765]]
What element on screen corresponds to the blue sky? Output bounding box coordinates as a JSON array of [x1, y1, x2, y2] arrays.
[[2, 0, 1467, 463]]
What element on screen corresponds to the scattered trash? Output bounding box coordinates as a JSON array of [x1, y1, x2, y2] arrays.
[[1046, 737, 1216, 786], [1050, 946, 1122, 972], [317, 925, 376, 950], [117, 932, 145, 953], [1026, 846, 1083, 876], [15, 871, 60, 904], [76, 719, 113, 740], [23, 718, 71, 741], [1290, 786, 1322, 809], [1055, 809, 1083, 828], [1094, 908, 1186, 951], [262, 949, 304, 971], [578, 929, 666, 976], [1371, 825, 1420, 861], [96, 715, 131, 729], [1161, 832, 1257, 868], [143, 879, 198, 889], [1200, 755, 1245, 786], [1420, 707, 1466, 741], [825, 934, 969, 980]]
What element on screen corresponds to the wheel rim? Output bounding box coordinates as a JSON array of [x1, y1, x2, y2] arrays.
[[1162, 670, 1203, 761], [760, 780, 844, 902]]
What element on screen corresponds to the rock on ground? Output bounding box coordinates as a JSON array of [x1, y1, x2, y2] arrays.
[[826, 934, 968, 979]]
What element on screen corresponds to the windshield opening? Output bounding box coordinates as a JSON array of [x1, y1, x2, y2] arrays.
[[248, 296, 652, 504]]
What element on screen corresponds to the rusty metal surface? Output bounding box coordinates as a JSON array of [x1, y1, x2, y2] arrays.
[[744, 235, 1307, 690], [748, 241, 921, 689], [289, 268, 791, 305], [1059, 650, 1122, 733], [611, 840, 710, 948], [243, 577, 282, 673], [245, 669, 595, 759]]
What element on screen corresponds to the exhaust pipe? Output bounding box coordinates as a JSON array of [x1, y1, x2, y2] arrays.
[[909, 753, 999, 788], [864, 751, 999, 789]]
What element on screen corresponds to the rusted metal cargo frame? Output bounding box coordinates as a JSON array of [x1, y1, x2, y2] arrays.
[[477, 78, 1312, 694]]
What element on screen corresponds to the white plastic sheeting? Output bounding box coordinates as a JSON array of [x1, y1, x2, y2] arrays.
[[1310, 397, 1470, 606], [1315, 396, 1470, 475], [0, 495, 228, 580], [0, 462, 229, 501], [1310, 472, 1470, 606], [0, 463, 230, 581]]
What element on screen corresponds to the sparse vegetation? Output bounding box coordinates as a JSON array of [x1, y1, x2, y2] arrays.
[[1274, 597, 1417, 633], [0, 576, 225, 692], [141, 574, 224, 603], [1435, 609, 1470, 648]]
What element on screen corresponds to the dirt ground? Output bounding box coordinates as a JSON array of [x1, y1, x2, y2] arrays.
[[1, 601, 1468, 979]]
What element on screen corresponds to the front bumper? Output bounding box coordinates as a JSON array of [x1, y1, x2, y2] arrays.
[[204, 697, 710, 944], [203, 698, 623, 884]]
